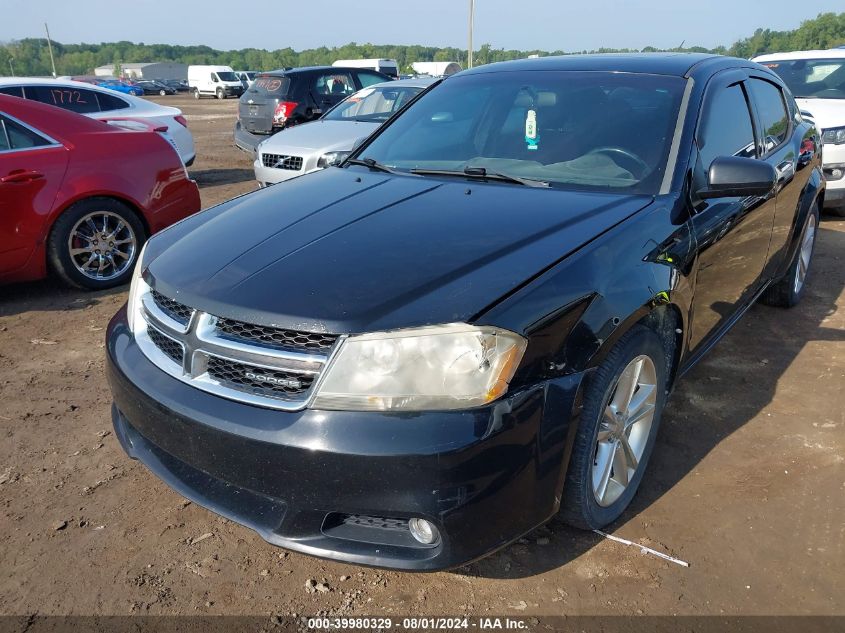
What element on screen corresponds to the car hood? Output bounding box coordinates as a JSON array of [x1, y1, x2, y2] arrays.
[[796, 98, 845, 132], [148, 168, 653, 334], [259, 119, 380, 153]]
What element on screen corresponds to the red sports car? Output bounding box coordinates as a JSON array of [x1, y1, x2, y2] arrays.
[[0, 94, 201, 289]]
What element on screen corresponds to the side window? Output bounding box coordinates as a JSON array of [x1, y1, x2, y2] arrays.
[[697, 84, 756, 170], [0, 120, 9, 151], [25, 85, 100, 114], [357, 71, 387, 88], [0, 116, 52, 150], [96, 91, 130, 112], [747, 78, 790, 153], [315, 72, 355, 97], [211, 73, 219, 83], [0, 86, 24, 98]]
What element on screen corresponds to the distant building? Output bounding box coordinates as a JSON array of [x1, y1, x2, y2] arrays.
[[411, 61, 463, 77], [94, 62, 188, 81]]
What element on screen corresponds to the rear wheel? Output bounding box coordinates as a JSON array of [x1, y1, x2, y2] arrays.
[[559, 325, 668, 529], [159, 89, 166, 96], [47, 198, 146, 290], [760, 202, 819, 308], [193, 88, 200, 100]]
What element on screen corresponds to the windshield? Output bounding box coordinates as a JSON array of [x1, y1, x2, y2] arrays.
[[325, 86, 424, 122], [759, 58, 845, 99], [216, 71, 238, 82], [353, 71, 686, 194]]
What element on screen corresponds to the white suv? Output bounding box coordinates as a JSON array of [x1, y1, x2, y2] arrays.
[[754, 49, 845, 215], [0, 78, 196, 166]]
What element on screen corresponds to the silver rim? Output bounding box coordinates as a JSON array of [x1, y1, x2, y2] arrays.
[[592, 355, 657, 507], [794, 213, 817, 295], [67, 211, 137, 281]]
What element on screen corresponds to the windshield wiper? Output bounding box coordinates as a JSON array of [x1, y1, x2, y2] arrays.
[[345, 157, 400, 174], [411, 166, 549, 188]]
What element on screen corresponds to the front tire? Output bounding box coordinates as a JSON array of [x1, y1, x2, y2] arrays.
[[159, 89, 166, 96], [559, 325, 668, 530], [193, 88, 200, 100], [760, 202, 819, 308], [47, 198, 146, 290], [216, 88, 224, 100]]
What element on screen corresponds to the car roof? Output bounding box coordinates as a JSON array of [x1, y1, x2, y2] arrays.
[[0, 94, 112, 141], [753, 49, 845, 62], [457, 52, 735, 77]]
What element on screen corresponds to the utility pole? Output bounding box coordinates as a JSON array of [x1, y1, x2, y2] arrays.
[[8, 58, 14, 77], [468, 0, 475, 69], [44, 23, 57, 77]]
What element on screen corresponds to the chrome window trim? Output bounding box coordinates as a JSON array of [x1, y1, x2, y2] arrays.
[[135, 283, 341, 411]]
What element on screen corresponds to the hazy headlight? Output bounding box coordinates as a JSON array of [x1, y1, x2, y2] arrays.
[[317, 151, 351, 168], [126, 243, 149, 333], [311, 324, 527, 411]]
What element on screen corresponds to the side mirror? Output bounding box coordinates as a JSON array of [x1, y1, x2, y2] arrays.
[[698, 156, 777, 199]]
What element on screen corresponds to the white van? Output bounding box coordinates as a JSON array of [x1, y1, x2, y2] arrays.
[[333, 59, 399, 80], [188, 65, 245, 100]]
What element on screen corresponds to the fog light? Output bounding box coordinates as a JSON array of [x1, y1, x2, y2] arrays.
[[408, 518, 439, 545]]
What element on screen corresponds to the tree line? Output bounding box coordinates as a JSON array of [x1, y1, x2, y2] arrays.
[[1, 11, 843, 77]]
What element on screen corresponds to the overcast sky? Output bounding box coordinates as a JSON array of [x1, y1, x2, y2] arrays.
[[2, 0, 843, 52]]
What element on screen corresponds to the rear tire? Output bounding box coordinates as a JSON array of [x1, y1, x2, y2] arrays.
[[559, 325, 668, 530], [47, 198, 146, 290], [760, 202, 819, 308], [193, 88, 200, 100], [159, 89, 166, 96]]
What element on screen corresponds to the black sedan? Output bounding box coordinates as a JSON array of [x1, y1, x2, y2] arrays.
[[107, 54, 824, 571], [135, 80, 176, 96]]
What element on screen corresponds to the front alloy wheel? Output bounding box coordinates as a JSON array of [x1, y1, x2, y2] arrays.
[[560, 324, 668, 529], [592, 355, 657, 507]]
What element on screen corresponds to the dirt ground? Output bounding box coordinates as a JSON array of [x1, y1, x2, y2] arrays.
[[0, 94, 843, 620]]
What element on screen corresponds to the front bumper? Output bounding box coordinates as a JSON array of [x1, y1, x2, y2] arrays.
[[106, 308, 583, 571]]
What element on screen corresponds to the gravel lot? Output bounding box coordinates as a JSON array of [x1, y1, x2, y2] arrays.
[[1, 94, 843, 619]]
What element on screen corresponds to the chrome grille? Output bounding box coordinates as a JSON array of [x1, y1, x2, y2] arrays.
[[207, 357, 315, 397], [148, 326, 184, 365], [217, 318, 337, 352], [261, 153, 303, 170], [134, 283, 337, 411], [151, 290, 194, 325]]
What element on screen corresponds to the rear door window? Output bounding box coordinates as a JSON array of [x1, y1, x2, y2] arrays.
[[747, 78, 790, 154], [0, 116, 52, 150], [25, 85, 101, 114], [0, 86, 24, 98], [315, 72, 356, 98]]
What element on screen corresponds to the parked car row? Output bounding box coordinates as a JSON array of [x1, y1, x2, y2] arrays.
[[0, 78, 196, 165]]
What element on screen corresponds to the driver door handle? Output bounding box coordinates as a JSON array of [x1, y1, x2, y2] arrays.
[[1, 169, 44, 184]]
